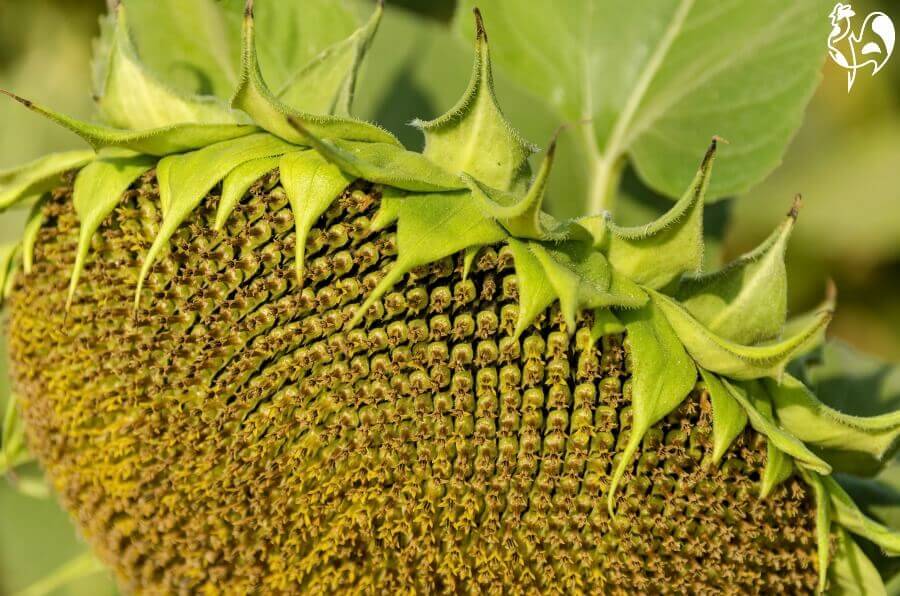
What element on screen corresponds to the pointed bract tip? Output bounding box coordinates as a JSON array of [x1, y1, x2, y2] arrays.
[[0, 88, 33, 109], [788, 194, 802, 220], [376, 0, 385, 8], [824, 278, 838, 303], [473, 8, 487, 41], [245, 0, 254, 18], [701, 137, 721, 168]]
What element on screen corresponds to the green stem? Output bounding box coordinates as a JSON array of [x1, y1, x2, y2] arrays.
[[588, 154, 627, 215]]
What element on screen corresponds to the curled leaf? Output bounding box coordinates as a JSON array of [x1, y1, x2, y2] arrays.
[[698, 368, 748, 466], [412, 9, 535, 192], [581, 138, 717, 289], [720, 377, 831, 474], [506, 238, 556, 338], [21, 195, 49, 274], [609, 302, 697, 513], [463, 134, 565, 240], [806, 471, 833, 594], [1, 90, 258, 156], [676, 196, 800, 344], [530, 241, 647, 333], [0, 150, 94, 210], [764, 374, 900, 472], [824, 473, 900, 556], [0, 244, 21, 305], [291, 120, 464, 192], [276, 0, 383, 116], [280, 150, 354, 284], [350, 191, 507, 328], [68, 152, 157, 310], [214, 155, 281, 231], [97, 2, 239, 128], [232, 1, 396, 146], [651, 290, 831, 380]]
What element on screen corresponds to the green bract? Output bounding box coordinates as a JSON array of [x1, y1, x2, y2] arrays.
[[0, 1, 897, 594]]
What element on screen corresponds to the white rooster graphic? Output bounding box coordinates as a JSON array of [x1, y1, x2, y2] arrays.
[[828, 3, 895, 91]]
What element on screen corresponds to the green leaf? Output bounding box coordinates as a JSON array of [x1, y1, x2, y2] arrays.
[[824, 474, 900, 557], [280, 150, 354, 283], [276, 1, 383, 116], [590, 308, 625, 341], [350, 191, 507, 328], [781, 280, 836, 356], [676, 197, 799, 344], [231, 2, 396, 146], [830, 527, 888, 596], [455, 0, 828, 213], [580, 139, 715, 289], [1, 89, 259, 156], [21, 196, 48, 274], [720, 378, 830, 475], [463, 134, 565, 240], [0, 243, 21, 306], [67, 152, 156, 310], [805, 471, 833, 594], [505, 238, 556, 338], [530, 241, 647, 333], [798, 341, 900, 420], [1, 393, 30, 475], [764, 374, 900, 474], [610, 302, 697, 513], [0, 150, 94, 210], [134, 133, 293, 310], [414, 9, 535, 192], [293, 128, 464, 192], [651, 290, 831, 380], [698, 368, 747, 466], [96, 3, 239, 128], [213, 155, 281, 231]]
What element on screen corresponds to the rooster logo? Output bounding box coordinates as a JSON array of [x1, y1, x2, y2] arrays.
[[828, 3, 895, 92]]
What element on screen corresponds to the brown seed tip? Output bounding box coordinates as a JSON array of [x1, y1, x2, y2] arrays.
[[473, 8, 487, 41], [788, 194, 802, 220]]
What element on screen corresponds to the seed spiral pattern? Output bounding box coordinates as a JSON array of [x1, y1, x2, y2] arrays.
[[8, 171, 820, 594]]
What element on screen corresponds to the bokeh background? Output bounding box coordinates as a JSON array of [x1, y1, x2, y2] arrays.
[[0, 0, 897, 593]]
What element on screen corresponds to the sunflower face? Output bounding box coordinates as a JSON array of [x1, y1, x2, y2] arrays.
[[1, 1, 898, 594]]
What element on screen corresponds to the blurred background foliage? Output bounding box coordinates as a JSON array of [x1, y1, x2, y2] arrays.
[[0, 0, 898, 593]]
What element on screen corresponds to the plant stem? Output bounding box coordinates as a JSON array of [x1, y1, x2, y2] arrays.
[[588, 154, 627, 215]]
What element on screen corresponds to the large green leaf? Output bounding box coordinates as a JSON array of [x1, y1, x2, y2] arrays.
[[455, 0, 828, 215]]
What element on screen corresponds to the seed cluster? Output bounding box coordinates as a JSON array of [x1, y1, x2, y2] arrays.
[[8, 170, 820, 594]]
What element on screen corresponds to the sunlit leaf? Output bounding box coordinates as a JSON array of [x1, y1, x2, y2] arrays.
[[698, 368, 747, 466], [652, 290, 831, 380], [609, 302, 696, 512], [676, 197, 799, 344]]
